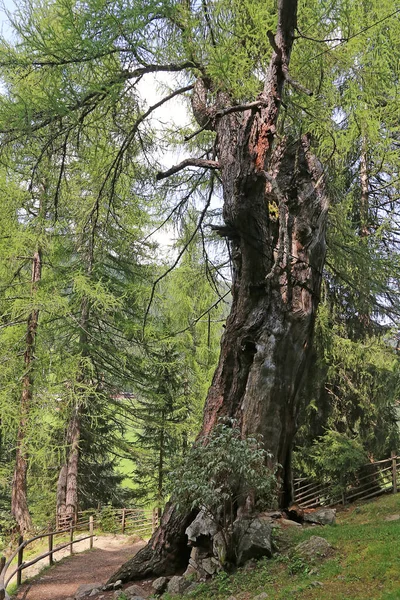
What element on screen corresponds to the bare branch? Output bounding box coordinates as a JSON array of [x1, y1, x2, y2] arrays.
[[143, 182, 214, 335], [282, 66, 313, 96], [156, 158, 220, 181], [215, 100, 268, 118]]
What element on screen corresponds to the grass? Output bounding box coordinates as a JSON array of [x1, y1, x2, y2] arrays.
[[167, 494, 400, 600]]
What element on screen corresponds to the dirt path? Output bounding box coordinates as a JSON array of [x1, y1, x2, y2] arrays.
[[13, 535, 145, 600]]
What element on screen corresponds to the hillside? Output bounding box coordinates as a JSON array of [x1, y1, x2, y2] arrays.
[[173, 495, 400, 600]]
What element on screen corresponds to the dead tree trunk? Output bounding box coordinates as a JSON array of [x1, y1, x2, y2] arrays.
[[11, 249, 42, 534], [110, 0, 329, 582]]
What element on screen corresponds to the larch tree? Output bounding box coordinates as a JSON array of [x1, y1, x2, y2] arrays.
[[1, 0, 398, 581], [111, 0, 330, 579]]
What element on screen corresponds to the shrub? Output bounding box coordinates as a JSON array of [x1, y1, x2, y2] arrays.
[[169, 419, 277, 531]]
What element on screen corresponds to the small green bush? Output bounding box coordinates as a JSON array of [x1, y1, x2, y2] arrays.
[[169, 419, 277, 531]]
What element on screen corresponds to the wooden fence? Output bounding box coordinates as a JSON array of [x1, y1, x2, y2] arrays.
[[293, 452, 399, 508], [0, 507, 158, 599], [74, 507, 158, 536]]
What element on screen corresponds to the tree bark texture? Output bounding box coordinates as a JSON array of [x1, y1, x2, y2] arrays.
[[111, 503, 197, 583], [110, 0, 329, 582], [56, 293, 90, 526], [11, 250, 42, 534], [56, 405, 81, 527]]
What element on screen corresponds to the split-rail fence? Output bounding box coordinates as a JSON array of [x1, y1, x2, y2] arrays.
[[293, 452, 400, 508], [0, 507, 158, 599]]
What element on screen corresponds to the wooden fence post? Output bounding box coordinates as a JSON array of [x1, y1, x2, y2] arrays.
[[69, 524, 74, 556], [121, 508, 126, 535], [48, 532, 54, 566], [17, 536, 24, 586], [89, 516, 94, 550], [392, 451, 397, 494]]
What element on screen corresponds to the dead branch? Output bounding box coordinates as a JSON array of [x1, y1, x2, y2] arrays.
[[156, 158, 220, 180]]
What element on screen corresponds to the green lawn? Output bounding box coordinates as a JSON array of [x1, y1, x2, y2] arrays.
[[171, 494, 400, 600]]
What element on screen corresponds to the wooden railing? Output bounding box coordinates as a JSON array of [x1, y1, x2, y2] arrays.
[[0, 507, 159, 599], [0, 517, 94, 599], [293, 452, 399, 508], [74, 507, 158, 536]]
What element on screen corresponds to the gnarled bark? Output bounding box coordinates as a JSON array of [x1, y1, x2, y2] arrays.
[[110, 503, 197, 582], [110, 0, 329, 582]]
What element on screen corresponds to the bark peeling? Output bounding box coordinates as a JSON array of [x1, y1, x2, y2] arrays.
[[109, 0, 330, 582]]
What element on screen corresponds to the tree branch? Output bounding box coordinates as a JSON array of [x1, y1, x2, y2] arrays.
[[156, 158, 220, 181], [0, 62, 198, 136], [282, 66, 313, 96]]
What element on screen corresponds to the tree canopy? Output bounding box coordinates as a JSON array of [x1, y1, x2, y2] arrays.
[[0, 0, 399, 569]]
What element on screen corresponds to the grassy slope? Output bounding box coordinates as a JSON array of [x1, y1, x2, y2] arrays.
[[176, 494, 400, 600]]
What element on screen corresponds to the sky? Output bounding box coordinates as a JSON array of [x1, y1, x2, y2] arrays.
[[0, 0, 16, 37]]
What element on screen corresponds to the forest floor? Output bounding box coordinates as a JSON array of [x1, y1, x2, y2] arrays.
[[10, 534, 146, 600]]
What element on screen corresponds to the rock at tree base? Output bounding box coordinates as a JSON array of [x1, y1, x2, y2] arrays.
[[75, 583, 104, 599], [167, 575, 191, 595], [125, 584, 148, 597], [233, 516, 273, 566], [303, 508, 336, 526], [185, 510, 218, 543], [182, 564, 198, 579], [152, 576, 169, 594], [287, 504, 304, 523], [277, 518, 302, 528], [295, 536, 333, 561]]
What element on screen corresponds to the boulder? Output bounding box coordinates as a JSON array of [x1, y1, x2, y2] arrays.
[[75, 584, 104, 599], [277, 518, 302, 528], [260, 511, 282, 520], [385, 514, 400, 522], [189, 546, 212, 569], [125, 584, 148, 598], [199, 556, 220, 575], [253, 593, 269, 600], [152, 576, 169, 595], [303, 508, 336, 526], [182, 564, 198, 580], [185, 510, 218, 544], [295, 536, 333, 561], [167, 575, 191, 596], [233, 516, 273, 566]]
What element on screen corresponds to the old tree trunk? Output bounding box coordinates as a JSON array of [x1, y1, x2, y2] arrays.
[[111, 0, 329, 582]]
